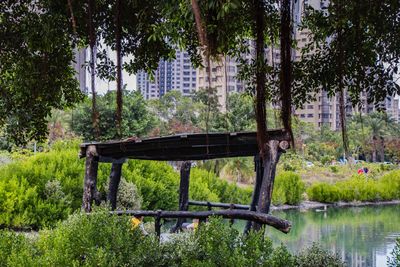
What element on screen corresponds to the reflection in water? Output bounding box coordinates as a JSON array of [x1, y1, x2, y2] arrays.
[[264, 205, 400, 267]]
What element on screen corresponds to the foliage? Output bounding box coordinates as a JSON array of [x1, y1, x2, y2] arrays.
[[71, 90, 156, 141], [105, 178, 142, 210], [307, 170, 400, 203], [0, 140, 251, 228], [388, 238, 400, 267], [295, 243, 345, 267], [0, 212, 344, 267], [0, 1, 84, 145], [273, 172, 305, 205]]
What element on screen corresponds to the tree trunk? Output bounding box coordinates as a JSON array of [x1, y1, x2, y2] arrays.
[[379, 136, 385, 162], [372, 136, 377, 162], [280, 0, 293, 146], [87, 0, 100, 140], [253, 140, 282, 231], [336, 0, 349, 160], [244, 155, 263, 233], [115, 0, 123, 139]]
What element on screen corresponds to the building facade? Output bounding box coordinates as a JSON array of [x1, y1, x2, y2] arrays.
[[136, 50, 197, 100], [72, 48, 88, 94]]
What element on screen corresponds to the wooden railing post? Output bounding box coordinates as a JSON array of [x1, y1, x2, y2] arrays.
[[107, 162, 123, 210], [171, 161, 191, 232], [82, 145, 99, 212]]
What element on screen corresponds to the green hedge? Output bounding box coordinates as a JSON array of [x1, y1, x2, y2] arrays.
[[307, 170, 400, 203], [273, 172, 305, 205], [0, 211, 344, 267]]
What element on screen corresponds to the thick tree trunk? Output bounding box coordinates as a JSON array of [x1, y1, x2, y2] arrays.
[[171, 161, 192, 232], [107, 162, 123, 210], [254, 140, 282, 231], [115, 0, 123, 138], [82, 145, 100, 212], [244, 155, 263, 233]]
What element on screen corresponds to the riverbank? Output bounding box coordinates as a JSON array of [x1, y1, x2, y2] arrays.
[[271, 199, 400, 211]]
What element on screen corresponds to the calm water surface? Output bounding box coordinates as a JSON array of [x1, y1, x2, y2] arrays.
[[263, 205, 400, 267]]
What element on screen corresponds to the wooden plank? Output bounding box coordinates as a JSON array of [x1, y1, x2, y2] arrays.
[[111, 209, 292, 234]]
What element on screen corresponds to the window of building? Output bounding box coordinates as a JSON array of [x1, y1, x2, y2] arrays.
[[228, 85, 235, 92], [307, 105, 313, 109], [300, 114, 306, 118], [307, 114, 314, 118]]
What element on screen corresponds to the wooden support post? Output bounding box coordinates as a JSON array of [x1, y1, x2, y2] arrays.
[[244, 155, 263, 233], [107, 162, 123, 210], [253, 140, 283, 231], [82, 145, 99, 213], [171, 161, 192, 232]]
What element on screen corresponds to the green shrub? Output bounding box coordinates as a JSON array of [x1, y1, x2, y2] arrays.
[[0, 140, 253, 228], [274, 172, 305, 205], [295, 244, 345, 267], [0, 212, 344, 267]]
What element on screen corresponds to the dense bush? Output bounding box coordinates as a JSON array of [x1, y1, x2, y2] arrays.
[[307, 170, 400, 203], [273, 172, 305, 205], [0, 211, 344, 267], [0, 140, 253, 228]]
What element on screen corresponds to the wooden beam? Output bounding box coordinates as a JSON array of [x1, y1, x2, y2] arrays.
[[111, 209, 291, 234], [79, 130, 290, 161], [171, 161, 192, 232], [188, 200, 250, 210], [82, 145, 99, 212], [107, 162, 123, 210]]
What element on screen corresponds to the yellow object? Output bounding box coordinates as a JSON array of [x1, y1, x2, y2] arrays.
[[131, 217, 141, 229]]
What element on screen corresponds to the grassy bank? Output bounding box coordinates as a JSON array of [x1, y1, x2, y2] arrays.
[[307, 170, 400, 203]]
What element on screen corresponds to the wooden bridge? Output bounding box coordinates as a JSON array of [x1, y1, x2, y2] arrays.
[[80, 130, 292, 235]]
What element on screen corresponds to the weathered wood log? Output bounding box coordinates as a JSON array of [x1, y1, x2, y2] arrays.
[[79, 130, 291, 161], [107, 162, 123, 210], [82, 145, 99, 212], [188, 200, 250, 210], [244, 155, 263, 233], [171, 161, 192, 232], [111, 209, 291, 234], [254, 140, 283, 231]]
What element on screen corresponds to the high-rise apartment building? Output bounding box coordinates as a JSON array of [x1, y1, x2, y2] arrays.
[[293, 0, 400, 129], [72, 48, 88, 94], [136, 50, 197, 99]]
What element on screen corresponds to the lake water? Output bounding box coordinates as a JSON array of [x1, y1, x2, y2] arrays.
[[262, 205, 400, 267]]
